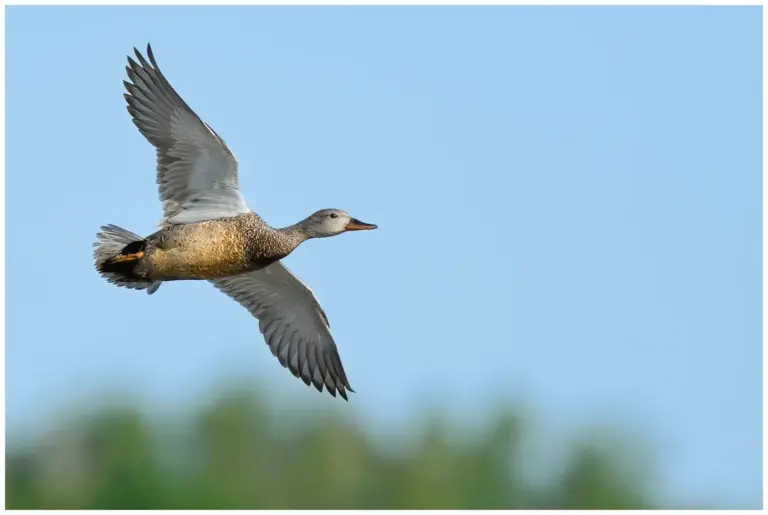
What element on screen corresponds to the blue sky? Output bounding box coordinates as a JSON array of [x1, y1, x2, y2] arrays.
[[5, 6, 761, 508]]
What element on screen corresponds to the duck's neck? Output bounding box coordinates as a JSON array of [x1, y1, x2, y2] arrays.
[[275, 223, 311, 254]]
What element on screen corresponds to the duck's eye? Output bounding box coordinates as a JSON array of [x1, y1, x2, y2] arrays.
[[329, 213, 338, 219]]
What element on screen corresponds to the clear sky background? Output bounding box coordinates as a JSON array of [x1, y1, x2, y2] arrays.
[[5, 5, 761, 508]]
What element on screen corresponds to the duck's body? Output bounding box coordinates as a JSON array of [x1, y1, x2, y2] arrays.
[[93, 44, 376, 401], [111, 212, 300, 282]]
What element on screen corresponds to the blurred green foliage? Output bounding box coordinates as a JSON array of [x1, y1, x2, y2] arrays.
[[6, 385, 657, 509]]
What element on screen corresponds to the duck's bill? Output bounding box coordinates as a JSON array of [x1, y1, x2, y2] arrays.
[[345, 218, 377, 231]]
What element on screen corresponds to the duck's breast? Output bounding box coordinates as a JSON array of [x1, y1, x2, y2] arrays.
[[146, 220, 253, 280]]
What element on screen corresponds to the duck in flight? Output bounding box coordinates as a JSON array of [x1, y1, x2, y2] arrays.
[[93, 44, 377, 401]]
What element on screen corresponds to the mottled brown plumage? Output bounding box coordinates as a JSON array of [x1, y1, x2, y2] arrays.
[[133, 212, 304, 281]]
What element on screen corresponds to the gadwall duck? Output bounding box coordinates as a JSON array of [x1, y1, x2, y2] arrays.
[[93, 45, 376, 401]]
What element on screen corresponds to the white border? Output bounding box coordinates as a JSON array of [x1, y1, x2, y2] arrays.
[[0, 1, 764, 513], [1, 0, 766, 5]]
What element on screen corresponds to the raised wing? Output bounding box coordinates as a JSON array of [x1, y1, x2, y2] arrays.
[[210, 263, 354, 400], [124, 44, 250, 227]]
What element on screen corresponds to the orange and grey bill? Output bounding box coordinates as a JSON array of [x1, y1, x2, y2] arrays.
[[345, 218, 377, 231]]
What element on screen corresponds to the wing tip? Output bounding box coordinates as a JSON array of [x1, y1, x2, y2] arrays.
[[128, 43, 156, 72], [326, 382, 353, 402]]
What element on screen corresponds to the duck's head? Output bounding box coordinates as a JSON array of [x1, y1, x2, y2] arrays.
[[301, 209, 377, 238]]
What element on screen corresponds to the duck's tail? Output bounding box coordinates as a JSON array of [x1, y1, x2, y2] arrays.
[[93, 224, 162, 295]]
